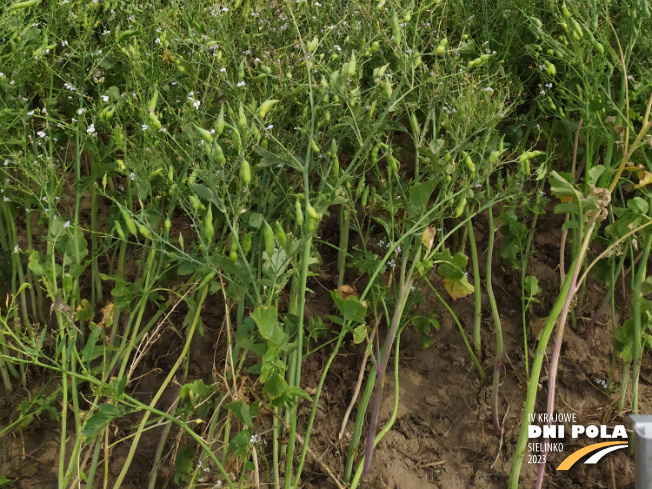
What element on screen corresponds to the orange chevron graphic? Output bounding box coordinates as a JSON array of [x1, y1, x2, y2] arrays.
[[556, 441, 628, 470]]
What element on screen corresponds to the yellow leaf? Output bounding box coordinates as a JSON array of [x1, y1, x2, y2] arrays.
[[634, 170, 652, 189], [444, 276, 474, 300]]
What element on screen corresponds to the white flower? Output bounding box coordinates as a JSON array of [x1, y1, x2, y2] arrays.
[[129, 172, 136, 181], [63, 220, 71, 228], [236, 80, 246, 87], [101, 95, 109, 102], [37, 131, 46, 138], [86, 124, 96, 135], [13, 244, 19, 253], [141, 124, 148, 131], [77, 108, 86, 115], [193, 99, 200, 109], [0, 72, 4, 78], [484, 87, 494, 93]]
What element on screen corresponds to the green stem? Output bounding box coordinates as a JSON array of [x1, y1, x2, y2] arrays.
[[350, 330, 402, 489], [424, 277, 485, 379], [465, 207, 482, 357], [486, 205, 504, 434], [631, 231, 652, 414]]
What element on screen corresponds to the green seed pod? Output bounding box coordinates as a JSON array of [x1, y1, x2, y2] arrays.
[[274, 221, 287, 247], [194, 124, 213, 144], [213, 142, 226, 166], [307, 217, 316, 232], [311, 138, 320, 154], [238, 102, 247, 129], [148, 87, 159, 112], [121, 208, 138, 236], [383, 80, 392, 98], [263, 220, 275, 257], [164, 218, 171, 231], [231, 127, 242, 152], [370, 186, 377, 206], [391, 12, 401, 46], [114, 221, 126, 240], [436, 45, 446, 56], [198, 271, 217, 290], [347, 51, 357, 77], [455, 198, 467, 218], [307, 36, 319, 54], [241, 159, 251, 185], [488, 150, 500, 165], [137, 223, 151, 240], [371, 143, 381, 165], [215, 105, 225, 136], [439, 37, 449, 47], [295, 198, 304, 226], [148, 112, 162, 130], [387, 154, 398, 176], [333, 154, 340, 178], [306, 202, 319, 220], [242, 232, 252, 254], [410, 113, 420, 138], [545, 61, 556, 76], [368, 41, 380, 54], [168, 165, 174, 182], [465, 155, 476, 174], [189, 195, 201, 212], [355, 176, 366, 198], [188, 170, 198, 186], [258, 99, 279, 118], [204, 206, 214, 243], [178, 233, 184, 250], [562, 2, 570, 18], [361, 186, 370, 207], [229, 234, 238, 261]]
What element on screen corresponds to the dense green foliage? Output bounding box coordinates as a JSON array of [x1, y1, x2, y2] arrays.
[[1, 0, 651, 487]]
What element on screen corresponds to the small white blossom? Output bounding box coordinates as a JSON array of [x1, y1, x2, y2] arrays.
[[86, 124, 96, 135]]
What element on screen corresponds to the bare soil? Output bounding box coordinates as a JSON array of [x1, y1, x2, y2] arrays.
[[1, 209, 648, 489]]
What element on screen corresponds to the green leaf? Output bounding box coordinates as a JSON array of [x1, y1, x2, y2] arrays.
[[524, 275, 541, 297], [248, 212, 264, 229], [554, 202, 579, 215], [588, 165, 606, 185], [408, 181, 436, 217], [330, 290, 367, 323], [190, 183, 221, 208], [28, 251, 45, 276], [228, 429, 252, 458], [81, 404, 125, 441], [251, 306, 287, 345], [549, 171, 578, 198], [262, 373, 289, 401], [452, 252, 468, 269], [627, 196, 649, 215], [174, 447, 194, 485], [411, 315, 439, 348], [437, 262, 464, 280], [352, 323, 367, 344], [224, 400, 258, 429], [0, 476, 18, 487]]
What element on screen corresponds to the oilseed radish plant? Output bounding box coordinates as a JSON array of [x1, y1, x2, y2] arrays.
[[0, 0, 651, 488]]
